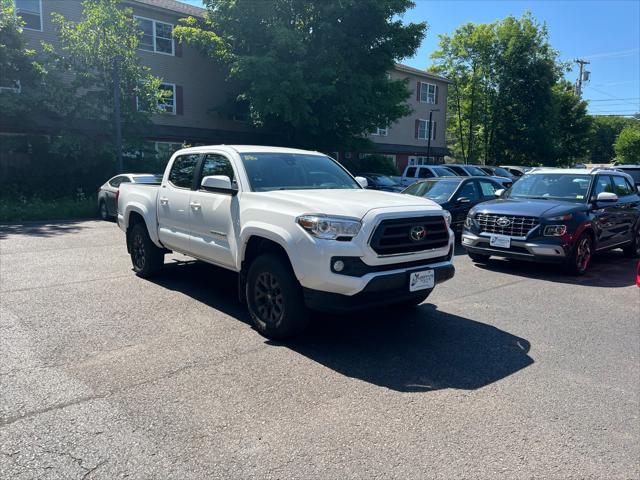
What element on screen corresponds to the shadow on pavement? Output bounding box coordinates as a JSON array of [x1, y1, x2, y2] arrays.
[[0, 220, 90, 239], [279, 304, 533, 392], [472, 249, 636, 288], [148, 259, 533, 393]]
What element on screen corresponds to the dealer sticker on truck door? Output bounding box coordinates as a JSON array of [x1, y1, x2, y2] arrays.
[[409, 270, 435, 292]]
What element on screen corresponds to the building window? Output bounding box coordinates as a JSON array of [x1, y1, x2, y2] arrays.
[[158, 83, 176, 114], [371, 127, 388, 136], [409, 156, 436, 166], [419, 82, 437, 104], [417, 119, 436, 140], [15, 0, 42, 31], [155, 141, 183, 163], [135, 16, 174, 55]]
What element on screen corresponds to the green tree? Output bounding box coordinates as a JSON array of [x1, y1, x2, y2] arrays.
[[0, 0, 70, 125], [614, 125, 640, 164], [175, 0, 427, 150], [588, 116, 634, 163], [431, 13, 588, 166], [52, 0, 164, 170]]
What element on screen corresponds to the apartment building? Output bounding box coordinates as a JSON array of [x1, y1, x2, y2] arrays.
[[11, 0, 269, 159], [11, 0, 449, 170], [338, 64, 450, 172]]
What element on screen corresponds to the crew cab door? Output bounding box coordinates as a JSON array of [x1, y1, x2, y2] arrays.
[[188, 152, 238, 268], [157, 153, 201, 252]]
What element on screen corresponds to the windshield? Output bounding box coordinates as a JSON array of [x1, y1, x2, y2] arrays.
[[241, 153, 360, 192], [434, 166, 458, 176], [368, 174, 398, 186], [492, 167, 512, 177], [466, 166, 488, 176], [403, 179, 460, 202], [507, 173, 592, 202]]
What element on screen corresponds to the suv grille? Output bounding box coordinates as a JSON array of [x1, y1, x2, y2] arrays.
[[370, 216, 449, 255], [476, 213, 539, 238]]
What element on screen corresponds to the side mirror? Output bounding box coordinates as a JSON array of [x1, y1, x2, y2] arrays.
[[456, 196, 470, 204], [355, 176, 368, 188], [495, 189, 505, 198], [201, 175, 237, 195], [596, 192, 618, 203]]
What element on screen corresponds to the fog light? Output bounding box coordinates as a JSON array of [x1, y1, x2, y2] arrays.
[[333, 260, 345, 272]]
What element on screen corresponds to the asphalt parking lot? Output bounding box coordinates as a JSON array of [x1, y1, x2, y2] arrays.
[[1, 220, 638, 479]]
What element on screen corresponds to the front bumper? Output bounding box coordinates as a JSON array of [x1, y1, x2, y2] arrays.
[[461, 231, 568, 262], [304, 262, 455, 312]]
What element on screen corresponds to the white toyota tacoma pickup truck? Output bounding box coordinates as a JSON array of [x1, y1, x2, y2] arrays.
[[118, 145, 455, 338]]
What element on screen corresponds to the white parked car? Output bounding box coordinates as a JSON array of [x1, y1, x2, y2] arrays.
[[400, 164, 459, 187], [117, 146, 455, 338], [98, 173, 161, 220]]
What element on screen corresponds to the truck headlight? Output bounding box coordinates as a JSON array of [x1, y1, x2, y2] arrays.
[[442, 210, 452, 229], [297, 214, 362, 240]]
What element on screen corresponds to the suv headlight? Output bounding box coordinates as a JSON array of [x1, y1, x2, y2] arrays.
[[297, 214, 361, 240]]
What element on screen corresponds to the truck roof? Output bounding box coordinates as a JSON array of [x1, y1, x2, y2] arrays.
[[172, 145, 324, 156]]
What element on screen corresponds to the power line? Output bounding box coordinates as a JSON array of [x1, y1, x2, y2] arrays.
[[587, 97, 640, 102]]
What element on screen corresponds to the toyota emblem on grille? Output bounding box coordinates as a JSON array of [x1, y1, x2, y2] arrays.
[[410, 225, 427, 241], [496, 217, 512, 227]]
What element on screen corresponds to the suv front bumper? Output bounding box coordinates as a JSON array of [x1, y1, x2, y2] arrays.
[[461, 231, 568, 262]]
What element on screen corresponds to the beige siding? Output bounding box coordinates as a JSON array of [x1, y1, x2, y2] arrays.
[[370, 69, 448, 149], [20, 0, 247, 134]]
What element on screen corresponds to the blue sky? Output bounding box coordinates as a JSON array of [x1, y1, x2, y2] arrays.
[[182, 0, 640, 116]]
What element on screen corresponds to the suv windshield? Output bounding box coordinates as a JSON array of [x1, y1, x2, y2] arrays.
[[434, 166, 458, 176], [466, 166, 488, 176], [241, 153, 360, 192], [507, 173, 592, 202], [492, 167, 512, 177], [368, 174, 398, 186], [403, 179, 460, 202]]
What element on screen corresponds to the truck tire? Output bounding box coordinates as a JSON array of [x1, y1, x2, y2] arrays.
[[129, 223, 164, 278], [246, 254, 309, 339], [565, 232, 592, 275], [99, 201, 109, 221], [468, 252, 490, 263], [622, 224, 640, 258]]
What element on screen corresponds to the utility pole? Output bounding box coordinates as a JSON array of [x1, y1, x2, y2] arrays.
[[574, 59, 590, 98], [426, 108, 439, 163], [113, 55, 123, 174]]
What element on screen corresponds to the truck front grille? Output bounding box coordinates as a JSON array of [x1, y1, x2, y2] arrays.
[[370, 215, 449, 255], [476, 213, 539, 238]]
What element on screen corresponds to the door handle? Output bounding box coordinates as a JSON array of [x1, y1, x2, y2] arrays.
[[190, 202, 201, 210], [159, 197, 169, 206]]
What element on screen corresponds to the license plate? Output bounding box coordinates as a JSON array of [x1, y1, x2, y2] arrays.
[[409, 270, 435, 292], [490, 234, 511, 248]]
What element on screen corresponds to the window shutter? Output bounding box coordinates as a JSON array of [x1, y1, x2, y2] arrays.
[[435, 85, 438, 104], [175, 40, 183, 57], [415, 119, 419, 139], [416, 81, 421, 101], [176, 85, 184, 115], [432, 121, 437, 140]]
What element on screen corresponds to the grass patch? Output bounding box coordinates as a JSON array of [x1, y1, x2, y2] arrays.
[[0, 196, 98, 222]]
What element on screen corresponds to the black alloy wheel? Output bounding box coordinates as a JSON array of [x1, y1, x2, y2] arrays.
[[254, 271, 285, 325]]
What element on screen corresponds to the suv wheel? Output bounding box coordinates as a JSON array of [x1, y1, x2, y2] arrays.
[[246, 254, 309, 339], [566, 233, 592, 275], [129, 223, 164, 278], [622, 225, 640, 258]]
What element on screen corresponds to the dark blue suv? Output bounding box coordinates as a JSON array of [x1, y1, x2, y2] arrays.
[[462, 168, 640, 274]]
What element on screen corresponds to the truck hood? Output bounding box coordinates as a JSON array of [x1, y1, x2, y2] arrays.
[[255, 189, 440, 219], [472, 198, 586, 218]]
